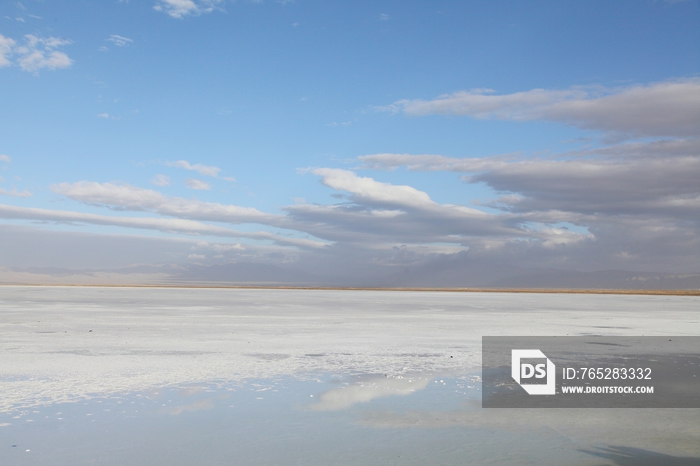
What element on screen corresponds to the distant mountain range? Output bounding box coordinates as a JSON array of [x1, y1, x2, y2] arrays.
[[487, 269, 700, 290], [3, 262, 699, 290]]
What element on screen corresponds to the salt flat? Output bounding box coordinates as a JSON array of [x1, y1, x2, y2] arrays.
[[1, 285, 698, 412], [2, 286, 700, 464]]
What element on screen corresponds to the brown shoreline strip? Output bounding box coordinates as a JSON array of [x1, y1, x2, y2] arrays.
[[0, 283, 699, 296]]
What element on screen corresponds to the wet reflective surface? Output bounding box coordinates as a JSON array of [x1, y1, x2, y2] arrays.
[[3, 374, 699, 465], [2, 287, 700, 464]]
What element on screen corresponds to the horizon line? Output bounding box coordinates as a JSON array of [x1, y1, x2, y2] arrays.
[[1, 283, 699, 296]]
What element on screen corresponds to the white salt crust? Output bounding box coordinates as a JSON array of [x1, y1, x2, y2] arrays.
[[1, 286, 698, 413]]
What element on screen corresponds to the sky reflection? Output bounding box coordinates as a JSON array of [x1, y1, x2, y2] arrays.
[[4, 373, 697, 465]]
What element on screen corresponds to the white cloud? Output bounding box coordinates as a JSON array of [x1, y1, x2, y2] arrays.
[[359, 153, 508, 172], [311, 168, 436, 209], [184, 179, 211, 190], [14, 35, 73, 73], [107, 35, 133, 47], [194, 242, 245, 252], [50, 181, 283, 226], [96, 113, 121, 120], [151, 174, 171, 186], [471, 157, 700, 218], [359, 140, 700, 220], [187, 254, 205, 260], [348, 140, 700, 272], [154, 0, 223, 18], [285, 169, 529, 247], [546, 80, 700, 138], [0, 204, 327, 250], [0, 155, 10, 163], [307, 169, 490, 226], [0, 224, 221, 271], [214, 243, 244, 251], [0, 187, 32, 198], [166, 160, 221, 177], [383, 79, 700, 138], [0, 34, 15, 67], [46, 177, 524, 251], [39, 142, 700, 275]]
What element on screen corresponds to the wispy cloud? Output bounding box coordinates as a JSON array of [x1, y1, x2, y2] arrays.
[[359, 139, 700, 219], [96, 113, 121, 120], [198, 242, 245, 252], [166, 160, 221, 177], [349, 136, 700, 272], [184, 178, 211, 190], [107, 35, 133, 47], [47, 175, 582, 262], [151, 174, 171, 186], [381, 79, 700, 139], [0, 203, 327, 249], [0, 187, 32, 198], [0, 155, 10, 163], [37, 119, 700, 275], [154, 0, 223, 18], [13, 34, 73, 73], [0, 34, 15, 68], [358, 152, 510, 172], [287, 169, 548, 246], [51, 181, 281, 226]]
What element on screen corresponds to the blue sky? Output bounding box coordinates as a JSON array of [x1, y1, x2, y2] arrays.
[[1, 0, 699, 282]]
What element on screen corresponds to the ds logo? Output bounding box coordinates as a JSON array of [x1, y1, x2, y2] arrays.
[[511, 349, 556, 395]]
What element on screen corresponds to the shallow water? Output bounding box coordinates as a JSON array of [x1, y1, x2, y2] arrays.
[[0, 375, 628, 466], [1, 286, 699, 464]]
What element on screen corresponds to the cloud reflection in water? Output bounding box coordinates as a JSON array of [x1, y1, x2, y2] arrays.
[[310, 375, 431, 411]]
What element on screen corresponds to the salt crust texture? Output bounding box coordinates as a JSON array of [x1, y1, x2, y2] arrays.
[[1, 286, 698, 413]]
